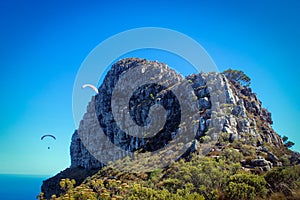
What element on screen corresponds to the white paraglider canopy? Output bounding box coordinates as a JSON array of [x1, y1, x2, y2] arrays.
[[81, 84, 99, 94]]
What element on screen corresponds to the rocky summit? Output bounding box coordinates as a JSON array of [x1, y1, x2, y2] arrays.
[[41, 58, 299, 199]]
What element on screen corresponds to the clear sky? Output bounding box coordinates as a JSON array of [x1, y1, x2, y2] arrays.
[[0, 0, 299, 175]]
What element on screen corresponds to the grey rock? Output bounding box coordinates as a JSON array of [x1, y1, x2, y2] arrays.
[[251, 101, 261, 115], [273, 161, 282, 167], [199, 117, 206, 132], [198, 97, 211, 109], [241, 87, 252, 96], [267, 152, 279, 163], [237, 119, 250, 133], [70, 130, 104, 169], [263, 165, 271, 171], [232, 100, 246, 117], [205, 119, 211, 127], [257, 156, 264, 160], [229, 133, 238, 143], [190, 140, 201, 153], [290, 151, 300, 165], [251, 159, 269, 166]]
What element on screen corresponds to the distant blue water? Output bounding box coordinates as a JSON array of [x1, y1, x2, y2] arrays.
[[0, 174, 48, 200]]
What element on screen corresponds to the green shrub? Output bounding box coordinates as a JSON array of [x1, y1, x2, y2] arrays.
[[226, 182, 255, 200], [161, 156, 241, 199], [127, 184, 205, 200], [225, 173, 267, 200], [264, 165, 300, 196], [240, 144, 256, 157], [221, 148, 244, 163]]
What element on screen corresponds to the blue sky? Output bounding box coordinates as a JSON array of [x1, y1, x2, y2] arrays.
[[0, 0, 299, 175]]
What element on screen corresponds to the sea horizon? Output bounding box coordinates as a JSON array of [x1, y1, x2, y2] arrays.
[[0, 174, 50, 200]]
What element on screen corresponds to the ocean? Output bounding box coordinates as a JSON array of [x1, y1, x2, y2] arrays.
[[0, 174, 48, 200]]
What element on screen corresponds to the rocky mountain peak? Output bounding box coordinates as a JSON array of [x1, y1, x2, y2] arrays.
[[71, 58, 289, 169], [41, 58, 299, 199], [71, 58, 284, 169]]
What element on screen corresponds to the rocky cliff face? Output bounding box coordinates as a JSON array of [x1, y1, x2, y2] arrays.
[[70, 130, 104, 169], [71, 58, 284, 169], [42, 58, 298, 198]]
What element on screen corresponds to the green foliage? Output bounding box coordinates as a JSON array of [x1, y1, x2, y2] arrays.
[[36, 192, 46, 200], [45, 154, 300, 200], [284, 141, 295, 148], [199, 135, 211, 143], [59, 178, 76, 192], [240, 144, 256, 157], [221, 148, 244, 163], [73, 188, 97, 200], [148, 169, 163, 182], [264, 165, 300, 196], [225, 173, 267, 200], [279, 154, 291, 166], [222, 68, 251, 87], [226, 182, 255, 200], [126, 184, 205, 200], [281, 135, 295, 148], [282, 136, 288, 143], [162, 156, 241, 199], [150, 93, 154, 100]]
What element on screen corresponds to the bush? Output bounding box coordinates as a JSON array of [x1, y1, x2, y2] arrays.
[[225, 173, 267, 200], [162, 156, 241, 199], [127, 184, 205, 200], [240, 145, 256, 157], [226, 182, 255, 200], [264, 165, 300, 196], [221, 148, 244, 163], [47, 154, 300, 200]]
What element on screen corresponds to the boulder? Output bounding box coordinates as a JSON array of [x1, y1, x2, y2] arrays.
[[251, 159, 269, 167], [267, 152, 279, 163]]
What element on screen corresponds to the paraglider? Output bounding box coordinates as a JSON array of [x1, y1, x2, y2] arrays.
[[41, 134, 56, 149], [82, 84, 99, 94], [41, 134, 56, 140]]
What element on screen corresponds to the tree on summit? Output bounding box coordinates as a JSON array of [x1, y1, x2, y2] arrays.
[[281, 135, 295, 148], [282, 136, 288, 143], [223, 69, 251, 87]]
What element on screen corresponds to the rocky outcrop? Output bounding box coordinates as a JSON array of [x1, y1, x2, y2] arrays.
[[290, 151, 300, 165], [42, 58, 297, 198], [70, 130, 104, 169], [70, 59, 286, 169], [94, 58, 183, 153]]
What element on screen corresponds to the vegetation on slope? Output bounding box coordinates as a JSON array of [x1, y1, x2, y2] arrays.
[[37, 153, 300, 200]]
